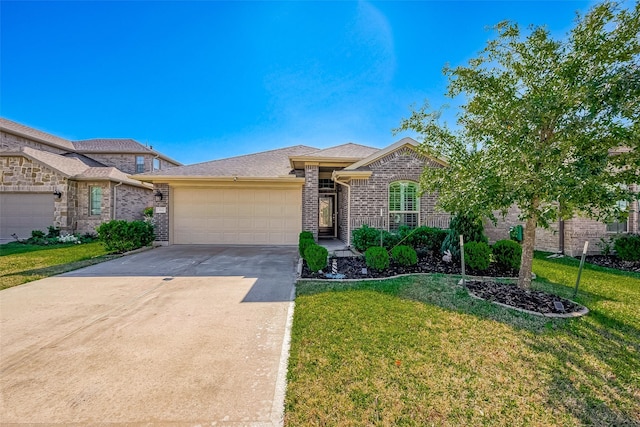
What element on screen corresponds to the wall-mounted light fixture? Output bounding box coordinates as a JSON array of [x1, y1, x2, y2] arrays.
[[154, 190, 163, 202], [53, 190, 62, 199]]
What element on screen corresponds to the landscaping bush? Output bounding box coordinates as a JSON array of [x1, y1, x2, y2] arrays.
[[614, 234, 640, 261], [304, 244, 328, 272], [463, 241, 491, 271], [493, 239, 522, 270], [299, 237, 315, 259], [381, 230, 400, 250], [143, 207, 154, 218], [47, 226, 61, 238], [31, 230, 46, 239], [299, 231, 314, 241], [96, 219, 155, 253], [441, 212, 488, 260], [365, 246, 390, 271], [352, 225, 382, 252], [391, 245, 418, 266]]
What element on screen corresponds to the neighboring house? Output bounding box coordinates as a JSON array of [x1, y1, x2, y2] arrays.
[[135, 137, 451, 246], [0, 118, 181, 239], [485, 199, 638, 257]]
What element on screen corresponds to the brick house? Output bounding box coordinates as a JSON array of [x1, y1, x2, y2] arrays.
[[0, 118, 181, 239], [136, 137, 451, 246]]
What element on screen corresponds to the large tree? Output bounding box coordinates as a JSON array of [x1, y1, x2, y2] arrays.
[[398, 1, 640, 288]]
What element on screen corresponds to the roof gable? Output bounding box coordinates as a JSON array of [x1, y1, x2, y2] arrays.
[[0, 118, 76, 151], [344, 137, 446, 170]]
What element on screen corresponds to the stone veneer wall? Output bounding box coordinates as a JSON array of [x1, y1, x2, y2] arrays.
[[349, 147, 446, 231], [0, 155, 71, 231], [0, 131, 67, 154], [153, 183, 170, 243], [302, 165, 319, 239]]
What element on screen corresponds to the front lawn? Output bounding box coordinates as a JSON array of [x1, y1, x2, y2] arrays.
[[285, 254, 640, 426], [0, 242, 113, 290]]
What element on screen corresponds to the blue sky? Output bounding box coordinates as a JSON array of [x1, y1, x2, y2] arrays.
[[1, 0, 596, 165]]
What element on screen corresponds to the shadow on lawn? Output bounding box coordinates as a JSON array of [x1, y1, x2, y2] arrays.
[[296, 274, 640, 425], [523, 309, 640, 426]]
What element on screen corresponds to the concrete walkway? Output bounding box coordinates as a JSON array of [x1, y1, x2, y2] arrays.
[[0, 245, 297, 426]]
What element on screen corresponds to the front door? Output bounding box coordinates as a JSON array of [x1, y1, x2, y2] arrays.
[[318, 195, 336, 238]]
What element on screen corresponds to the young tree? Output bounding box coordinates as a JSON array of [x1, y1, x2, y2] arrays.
[[398, 1, 640, 288]]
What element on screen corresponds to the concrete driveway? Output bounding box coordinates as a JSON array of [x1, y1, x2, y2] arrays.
[[0, 245, 298, 426]]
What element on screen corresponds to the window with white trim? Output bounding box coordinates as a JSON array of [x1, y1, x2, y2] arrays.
[[90, 186, 102, 216], [606, 200, 629, 233], [153, 158, 160, 171], [136, 156, 145, 173], [389, 181, 419, 231]]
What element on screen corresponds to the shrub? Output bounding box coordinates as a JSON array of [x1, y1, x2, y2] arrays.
[[441, 212, 488, 260], [304, 244, 328, 272], [411, 226, 448, 252], [381, 230, 400, 250], [143, 207, 154, 218], [365, 246, 390, 271], [299, 237, 315, 259], [463, 241, 491, 271], [47, 226, 61, 238], [352, 225, 382, 252], [299, 231, 314, 241], [96, 219, 155, 253], [492, 239, 522, 270], [391, 245, 418, 266], [614, 234, 640, 261], [31, 229, 45, 239]]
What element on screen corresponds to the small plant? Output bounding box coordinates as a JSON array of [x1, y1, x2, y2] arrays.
[[47, 226, 61, 238], [391, 245, 418, 266], [143, 207, 154, 218], [613, 234, 640, 261], [463, 241, 491, 271], [96, 219, 155, 253], [31, 230, 45, 239], [352, 225, 382, 252], [57, 233, 81, 244], [596, 236, 614, 256], [305, 244, 328, 272], [299, 237, 315, 259], [365, 246, 390, 271], [441, 212, 488, 261], [492, 239, 522, 270]]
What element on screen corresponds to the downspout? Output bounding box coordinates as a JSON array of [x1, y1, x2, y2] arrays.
[[332, 176, 351, 247], [113, 182, 123, 220]]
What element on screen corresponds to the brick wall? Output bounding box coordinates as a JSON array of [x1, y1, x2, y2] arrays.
[[115, 184, 152, 221], [153, 183, 170, 243], [74, 181, 112, 234], [302, 165, 319, 239], [0, 131, 67, 154], [337, 185, 349, 242], [85, 153, 142, 174], [349, 147, 447, 231]]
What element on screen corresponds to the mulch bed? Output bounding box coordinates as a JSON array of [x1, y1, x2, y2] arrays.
[[301, 252, 519, 280], [300, 252, 590, 316], [465, 280, 583, 315], [582, 255, 640, 273]]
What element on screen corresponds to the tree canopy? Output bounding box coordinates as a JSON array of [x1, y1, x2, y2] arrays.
[[398, 1, 640, 288]]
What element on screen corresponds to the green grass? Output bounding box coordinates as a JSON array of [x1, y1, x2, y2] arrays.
[[285, 255, 640, 426], [0, 242, 114, 290]]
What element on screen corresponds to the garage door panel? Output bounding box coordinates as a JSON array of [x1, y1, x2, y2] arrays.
[[173, 188, 301, 245], [0, 193, 54, 239]]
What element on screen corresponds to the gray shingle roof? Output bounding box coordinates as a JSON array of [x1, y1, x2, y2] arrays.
[[73, 138, 152, 153], [14, 147, 149, 187], [297, 143, 379, 159], [137, 145, 318, 178], [0, 118, 76, 150]]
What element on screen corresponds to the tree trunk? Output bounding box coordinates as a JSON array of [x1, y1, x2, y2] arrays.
[[518, 210, 538, 289]]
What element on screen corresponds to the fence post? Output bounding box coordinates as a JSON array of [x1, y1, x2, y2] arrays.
[[573, 241, 589, 298]]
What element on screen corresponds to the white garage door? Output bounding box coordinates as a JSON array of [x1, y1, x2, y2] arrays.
[[0, 193, 54, 239], [173, 187, 301, 245]]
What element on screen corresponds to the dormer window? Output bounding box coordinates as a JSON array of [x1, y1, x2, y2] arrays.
[[136, 156, 145, 173]]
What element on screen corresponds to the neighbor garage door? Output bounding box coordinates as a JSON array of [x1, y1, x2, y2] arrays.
[[0, 193, 54, 239], [173, 187, 301, 245]]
